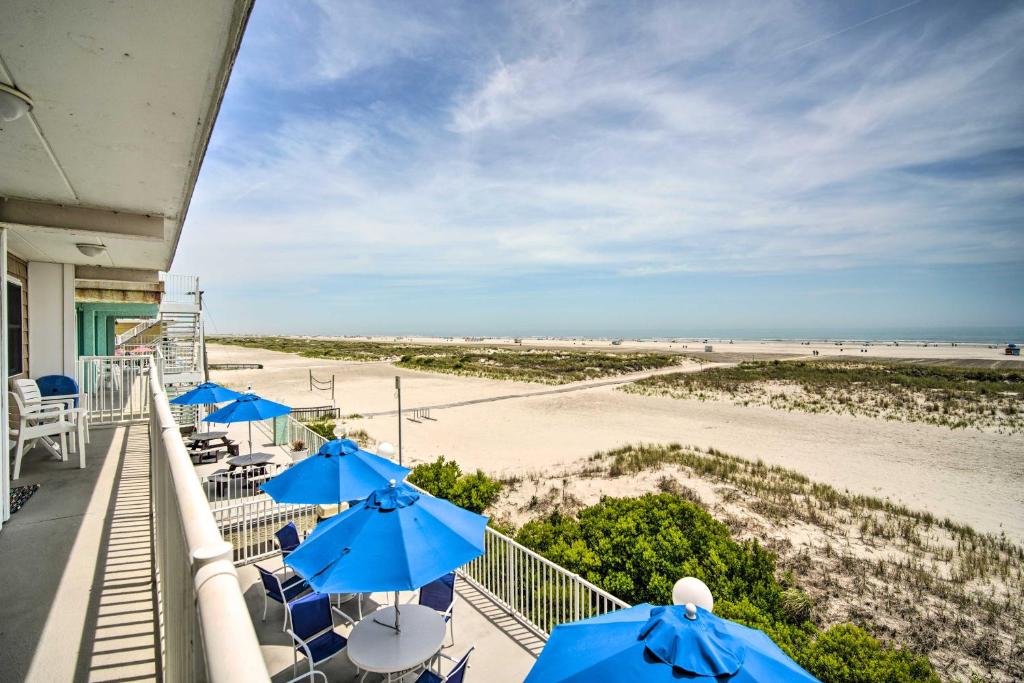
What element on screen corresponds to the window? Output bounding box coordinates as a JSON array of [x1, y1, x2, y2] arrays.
[[7, 280, 23, 376]]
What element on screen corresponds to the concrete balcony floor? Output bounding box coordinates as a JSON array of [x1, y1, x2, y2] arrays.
[[0, 424, 159, 682], [238, 557, 541, 682]]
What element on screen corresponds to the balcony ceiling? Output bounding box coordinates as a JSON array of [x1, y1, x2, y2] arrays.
[[0, 0, 253, 270]]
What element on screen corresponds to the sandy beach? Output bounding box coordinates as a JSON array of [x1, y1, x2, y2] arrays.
[[208, 340, 1024, 542]]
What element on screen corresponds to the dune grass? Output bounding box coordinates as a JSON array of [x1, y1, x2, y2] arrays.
[[623, 359, 1024, 433], [214, 335, 680, 384]]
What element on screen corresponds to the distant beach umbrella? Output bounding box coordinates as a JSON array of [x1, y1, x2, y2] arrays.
[[260, 438, 410, 505], [203, 393, 291, 453], [526, 603, 819, 682], [169, 382, 243, 405]]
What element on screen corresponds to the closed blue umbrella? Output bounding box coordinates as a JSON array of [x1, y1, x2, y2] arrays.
[[203, 393, 291, 453], [169, 382, 243, 405], [260, 438, 410, 505], [285, 480, 487, 630], [526, 603, 819, 682]]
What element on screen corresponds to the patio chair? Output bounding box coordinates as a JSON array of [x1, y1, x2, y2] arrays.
[[256, 564, 311, 631], [9, 385, 83, 480], [275, 522, 301, 558], [406, 647, 474, 683], [36, 374, 90, 442], [286, 592, 354, 681], [412, 571, 458, 646]]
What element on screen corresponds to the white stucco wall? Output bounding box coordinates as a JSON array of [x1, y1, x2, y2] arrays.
[[27, 261, 76, 378]]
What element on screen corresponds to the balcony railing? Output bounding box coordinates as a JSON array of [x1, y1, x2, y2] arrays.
[[77, 354, 155, 425], [148, 363, 271, 682], [160, 272, 201, 306]]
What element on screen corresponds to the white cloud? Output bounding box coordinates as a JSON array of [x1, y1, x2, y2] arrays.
[[179, 0, 1024, 293]]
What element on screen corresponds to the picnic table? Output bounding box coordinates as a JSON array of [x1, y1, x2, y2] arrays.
[[208, 452, 277, 495], [187, 430, 237, 464]]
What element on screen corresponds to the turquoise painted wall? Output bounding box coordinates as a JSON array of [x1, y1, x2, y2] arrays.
[[75, 302, 158, 356]]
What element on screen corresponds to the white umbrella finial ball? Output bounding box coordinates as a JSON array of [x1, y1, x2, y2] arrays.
[[378, 442, 396, 460], [672, 577, 713, 612]]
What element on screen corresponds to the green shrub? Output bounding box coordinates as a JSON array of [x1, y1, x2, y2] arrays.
[[449, 470, 503, 514], [408, 456, 502, 514], [303, 418, 336, 440], [408, 456, 462, 498], [515, 494, 938, 682], [801, 624, 939, 683]]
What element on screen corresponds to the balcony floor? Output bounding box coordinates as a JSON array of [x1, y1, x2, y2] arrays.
[[0, 424, 159, 682], [238, 557, 542, 682]]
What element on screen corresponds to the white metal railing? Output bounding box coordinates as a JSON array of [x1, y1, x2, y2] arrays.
[[211, 494, 318, 565], [114, 318, 160, 347], [160, 272, 201, 306], [460, 527, 630, 638], [77, 355, 153, 425], [149, 363, 271, 682]]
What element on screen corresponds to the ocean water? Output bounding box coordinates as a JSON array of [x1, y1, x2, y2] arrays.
[[406, 327, 1023, 345]]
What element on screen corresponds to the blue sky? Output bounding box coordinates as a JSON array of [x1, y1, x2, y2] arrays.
[[175, 0, 1024, 338]]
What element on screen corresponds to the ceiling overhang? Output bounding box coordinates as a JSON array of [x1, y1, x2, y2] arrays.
[[0, 0, 254, 270]]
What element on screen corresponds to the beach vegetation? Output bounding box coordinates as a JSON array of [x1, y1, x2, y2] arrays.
[[515, 493, 938, 682], [213, 335, 680, 384], [501, 443, 1023, 681], [623, 360, 1024, 433], [408, 455, 502, 514]]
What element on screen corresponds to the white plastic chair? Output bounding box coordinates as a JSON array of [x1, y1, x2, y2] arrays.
[[9, 390, 76, 479], [13, 378, 89, 448]]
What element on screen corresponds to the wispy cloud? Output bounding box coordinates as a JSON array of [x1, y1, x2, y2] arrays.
[[177, 0, 1024, 331]]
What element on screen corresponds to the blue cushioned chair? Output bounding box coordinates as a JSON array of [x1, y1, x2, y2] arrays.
[[417, 572, 457, 645], [287, 593, 353, 681], [275, 521, 301, 558], [256, 564, 310, 631], [414, 647, 474, 683]]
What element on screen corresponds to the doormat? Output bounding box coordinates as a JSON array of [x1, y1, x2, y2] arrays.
[[9, 484, 40, 514]]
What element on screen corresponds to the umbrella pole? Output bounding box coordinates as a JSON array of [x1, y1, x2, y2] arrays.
[[394, 591, 401, 632], [248, 421, 253, 454]]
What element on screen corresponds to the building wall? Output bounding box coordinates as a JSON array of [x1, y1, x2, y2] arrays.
[[27, 262, 76, 378], [76, 302, 158, 356]]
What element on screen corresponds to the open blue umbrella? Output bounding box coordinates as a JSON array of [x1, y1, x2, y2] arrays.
[[203, 393, 291, 453], [169, 382, 244, 405], [285, 480, 487, 629], [526, 603, 819, 682], [260, 438, 410, 505]]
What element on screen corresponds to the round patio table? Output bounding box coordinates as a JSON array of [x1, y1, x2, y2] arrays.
[[347, 604, 445, 682]]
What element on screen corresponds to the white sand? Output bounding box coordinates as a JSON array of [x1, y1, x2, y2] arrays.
[[208, 341, 1024, 542]]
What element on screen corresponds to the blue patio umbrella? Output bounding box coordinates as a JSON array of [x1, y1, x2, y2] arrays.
[[203, 393, 291, 453], [169, 382, 244, 405], [285, 480, 487, 630], [260, 438, 410, 505], [526, 603, 819, 682]]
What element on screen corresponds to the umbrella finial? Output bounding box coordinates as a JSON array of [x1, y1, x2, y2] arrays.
[[685, 603, 697, 620], [389, 478, 396, 488]]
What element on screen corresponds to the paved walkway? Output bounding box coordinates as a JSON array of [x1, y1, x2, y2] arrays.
[[0, 425, 160, 682]]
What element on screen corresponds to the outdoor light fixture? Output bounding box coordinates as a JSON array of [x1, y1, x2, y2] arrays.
[[0, 82, 33, 122], [76, 243, 107, 257]]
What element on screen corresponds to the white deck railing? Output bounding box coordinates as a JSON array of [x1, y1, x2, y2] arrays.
[[460, 527, 629, 638], [160, 272, 201, 306], [77, 355, 154, 425], [149, 363, 271, 682]]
